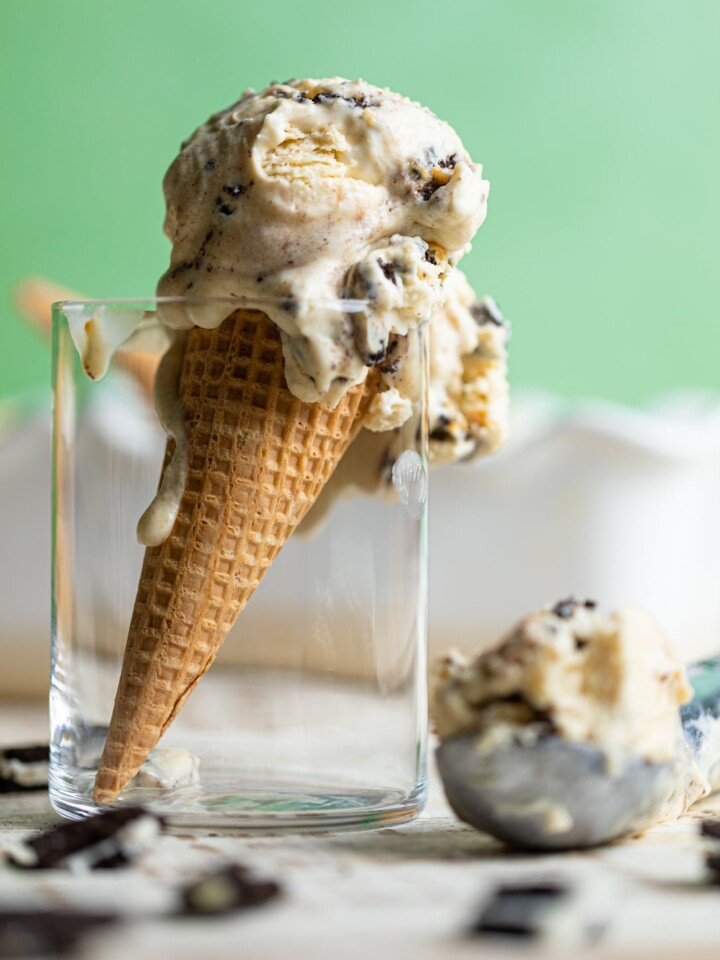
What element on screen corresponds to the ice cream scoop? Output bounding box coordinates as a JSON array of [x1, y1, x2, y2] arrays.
[[435, 662, 720, 849], [431, 600, 720, 848]]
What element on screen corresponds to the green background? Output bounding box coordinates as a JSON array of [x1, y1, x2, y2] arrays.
[[1, 0, 718, 403]]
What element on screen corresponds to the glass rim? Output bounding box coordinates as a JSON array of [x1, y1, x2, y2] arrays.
[[51, 294, 372, 313]]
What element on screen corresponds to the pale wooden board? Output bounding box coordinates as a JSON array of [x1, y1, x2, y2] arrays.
[[2, 705, 720, 959]]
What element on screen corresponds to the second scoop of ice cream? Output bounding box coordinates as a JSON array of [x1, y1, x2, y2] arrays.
[[430, 600, 692, 764], [157, 77, 489, 422]]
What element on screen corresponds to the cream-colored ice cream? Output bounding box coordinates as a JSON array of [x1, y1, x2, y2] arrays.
[[156, 77, 489, 422], [426, 269, 509, 463], [299, 268, 510, 535], [64, 78, 500, 549], [430, 599, 692, 763]]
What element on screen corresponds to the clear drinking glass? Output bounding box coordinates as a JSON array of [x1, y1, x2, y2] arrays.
[[50, 297, 428, 830]]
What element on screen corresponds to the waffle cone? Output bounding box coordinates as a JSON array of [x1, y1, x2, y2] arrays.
[[93, 309, 373, 803]]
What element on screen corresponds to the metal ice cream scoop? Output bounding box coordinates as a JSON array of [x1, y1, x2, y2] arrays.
[[435, 655, 720, 850]]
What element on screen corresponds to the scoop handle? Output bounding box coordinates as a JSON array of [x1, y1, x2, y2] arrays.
[[680, 657, 720, 793], [682, 655, 720, 725]]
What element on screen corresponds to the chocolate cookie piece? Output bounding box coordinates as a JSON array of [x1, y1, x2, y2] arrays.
[[472, 882, 569, 938], [8, 806, 164, 870], [0, 746, 49, 793], [551, 598, 597, 620], [701, 819, 720, 842], [0, 910, 117, 957], [180, 865, 281, 916]]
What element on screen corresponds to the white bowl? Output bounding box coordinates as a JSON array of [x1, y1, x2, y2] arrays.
[[2, 388, 720, 696]]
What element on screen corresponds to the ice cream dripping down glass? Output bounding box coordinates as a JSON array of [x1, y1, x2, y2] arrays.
[[50, 296, 429, 830]]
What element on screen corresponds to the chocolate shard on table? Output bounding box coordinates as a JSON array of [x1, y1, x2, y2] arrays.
[[0, 909, 118, 957], [7, 805, 164, 870], [179, 864, 282, 916], [471, 882, 569, 938], [701, 818, 720, 842]]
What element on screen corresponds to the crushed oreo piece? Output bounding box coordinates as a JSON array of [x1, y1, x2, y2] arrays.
[[438, 153, 457, 169], [470, 298, 505, 327], [702, 819, 720, 842], [224, 183, 245, 198], [0, 910, 117, 957], [0, 746, 49, 793], [204, 158, 216, 172], [377, 258, 397, 285], [706, 853, 720, 881], [311, 90, 372, 109], [379, 336, 405, 375], [551, 597, 596, 619], [362, 347, 387, 366], [9, 806, 164, 871], [472, 882, 569, 938], [424, 248, 438, 265], [180, 865, 281, 916]]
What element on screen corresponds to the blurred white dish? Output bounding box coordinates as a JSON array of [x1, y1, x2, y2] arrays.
[[2, 387, 720, 696], [430, 389, 720, 661]]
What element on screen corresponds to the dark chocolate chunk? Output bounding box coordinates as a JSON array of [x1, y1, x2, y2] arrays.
[[377, 259, 397, 285], [707, 853, 720, 880], [0, 910, 117, 957], [9, 806, 164, 870], [429, 413, 455, 443], [180, 865, 281, 916], [215, 197, 235, 217], [204, 158, 216, 172], [471, 882, 569, 938], [420, 179, 443, 201]]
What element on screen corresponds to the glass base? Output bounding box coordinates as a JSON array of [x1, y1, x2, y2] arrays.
[[48, 773, 426, 832], [50, 663, 426, 833]]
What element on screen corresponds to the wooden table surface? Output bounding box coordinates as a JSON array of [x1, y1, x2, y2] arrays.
[[2, 704, 720, 960]]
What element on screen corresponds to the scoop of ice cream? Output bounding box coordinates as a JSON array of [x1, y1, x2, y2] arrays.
[[298, 269, 510, 536], [430, 599, 692, 765], [157, 77, 489, 422]]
